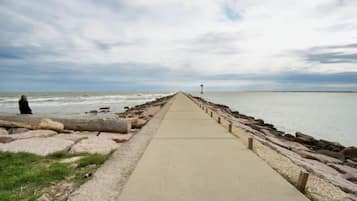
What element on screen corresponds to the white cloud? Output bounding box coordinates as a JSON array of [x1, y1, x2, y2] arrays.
[[1, 0, 357, 90]]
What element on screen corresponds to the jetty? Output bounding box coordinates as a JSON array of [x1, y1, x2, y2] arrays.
[[116, 93, 309, 201]]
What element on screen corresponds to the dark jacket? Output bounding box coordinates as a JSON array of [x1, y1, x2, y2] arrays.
[[19, 99, 32, 114]]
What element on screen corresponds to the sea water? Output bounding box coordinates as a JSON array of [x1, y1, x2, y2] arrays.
[[192, 91, 357, 146], [0, 92, 172, 116]]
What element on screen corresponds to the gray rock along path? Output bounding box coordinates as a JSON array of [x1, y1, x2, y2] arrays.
[[117, 93, 310, 201]]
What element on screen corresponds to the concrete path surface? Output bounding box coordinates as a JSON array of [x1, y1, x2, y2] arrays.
[[117, 93, 310, 201]]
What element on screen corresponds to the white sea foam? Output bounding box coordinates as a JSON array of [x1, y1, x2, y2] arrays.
[[0, 92, 173, 115]]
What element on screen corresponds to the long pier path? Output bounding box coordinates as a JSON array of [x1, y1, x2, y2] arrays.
[[117, 93, 309, 201]]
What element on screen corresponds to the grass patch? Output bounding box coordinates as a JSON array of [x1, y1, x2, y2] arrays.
[[46, 151, 82, 159], [77, 153, 110, 168], [0, 151, 112, 201]]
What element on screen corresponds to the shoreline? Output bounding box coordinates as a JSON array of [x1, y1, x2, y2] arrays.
[[190, 94, 357, 200], [0, 94, 175, 200]]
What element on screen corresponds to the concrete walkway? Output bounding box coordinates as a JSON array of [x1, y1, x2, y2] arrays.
[[117, 93, 309, 201]]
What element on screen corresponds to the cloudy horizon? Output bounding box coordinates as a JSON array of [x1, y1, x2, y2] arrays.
[[1, 0, 357, 92]]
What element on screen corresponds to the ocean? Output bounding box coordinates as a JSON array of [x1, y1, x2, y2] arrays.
[[0, 92, 173, 116], [192, 91, 357, 146], [1, 91, 356, 146]]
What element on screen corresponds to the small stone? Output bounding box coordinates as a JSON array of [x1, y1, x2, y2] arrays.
[[84, 172, 92, 178]]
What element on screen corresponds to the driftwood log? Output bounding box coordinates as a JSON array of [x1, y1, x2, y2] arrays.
[[0, 114, 130, 133]]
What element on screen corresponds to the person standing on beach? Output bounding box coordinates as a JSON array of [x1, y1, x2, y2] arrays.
[[19, 95, 32, 114]]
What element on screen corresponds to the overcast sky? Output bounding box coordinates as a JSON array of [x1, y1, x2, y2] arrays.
[[0, 0, 357, 91]]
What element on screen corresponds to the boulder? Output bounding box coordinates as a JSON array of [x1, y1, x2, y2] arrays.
[[0, 136, 14, 143], [316, 149, 345, 161], [53, 133, 90, 142], [343, 147, 357, 161], [0, 137, 74, 156], [295, 132, 317, 145], [316, 139, 345, 152], [99, 132, 134, 143], [8, 127, 30, 134], [9, 130, 57, 140], [329, 164, 357, 175], [297, 150, 343, 164], [127, 118, 147, 129], [0, 127, 8, 135], [69, 137, 119, 154], [38, 118, 64, 132], [283, 133, 295, 139]]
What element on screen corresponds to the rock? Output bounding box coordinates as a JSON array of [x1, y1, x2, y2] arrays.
[[60, 156, 83, 164], [316, 139, 345, 152], [53, 134, 90, 142], [0, 137, 74, 156], [329, 164, 357, 175], [142, 106, 160, 117], [264, 123, 276, 130], [127, 118, 147, 129], [9, 130, 57, 140], [0, 127, 8, 135], [8, 127, 29, 134], [99, 107, 110, 113], [316, 149, 345, 161], [134, 119, 147, 129], [300, 158, 342, 177], [283, 140, 311, 152], [38, 118, 64, 132], [343, 147, 357, 161], [255, 119, 264, 125], [0, 136, 15, 143], [38, 194, 50, 201], [69, 137, 119, 154], [346, 159, 357, 168], [297, 150, 343, 164], [283, 133, 295, 139], [344, 173, 357, 183], [99, 132, 134, 143], [295, 132, 317, 145]]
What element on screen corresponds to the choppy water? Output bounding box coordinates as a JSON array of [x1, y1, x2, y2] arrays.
[[0, 92, 173, 116], [192, 91, 357, 146]]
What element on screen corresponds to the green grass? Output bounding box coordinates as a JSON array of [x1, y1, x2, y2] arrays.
[[0, 151, 112, 201], [77, 153, 111, 168]]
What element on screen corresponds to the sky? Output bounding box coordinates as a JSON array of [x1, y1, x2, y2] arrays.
[[0, 0, 357, 92]]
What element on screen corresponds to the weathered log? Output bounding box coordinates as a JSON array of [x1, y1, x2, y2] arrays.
[[0, 114, 130, 133]]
